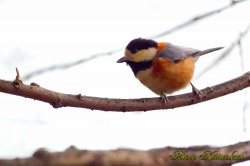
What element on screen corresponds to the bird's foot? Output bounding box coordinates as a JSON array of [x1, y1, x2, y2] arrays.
[[160, 93, 168, 104], [190, 82, 203, 100]]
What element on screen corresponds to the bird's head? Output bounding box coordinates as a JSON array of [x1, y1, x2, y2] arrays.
[[117, 38, 158, 63]]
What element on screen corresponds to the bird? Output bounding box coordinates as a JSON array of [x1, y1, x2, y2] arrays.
[[117, 38, 223, 102]]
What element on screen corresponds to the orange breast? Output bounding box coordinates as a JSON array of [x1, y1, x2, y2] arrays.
[[152, 57, 195, 94], [136, 57, 195, 95]]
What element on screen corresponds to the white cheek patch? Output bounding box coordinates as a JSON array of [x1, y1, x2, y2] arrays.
[[132, 48, 157, 62]]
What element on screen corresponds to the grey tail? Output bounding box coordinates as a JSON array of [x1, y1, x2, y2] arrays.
[[193, 47, 224, 57]]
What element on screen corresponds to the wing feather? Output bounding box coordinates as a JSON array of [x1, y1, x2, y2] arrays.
[[156, 43, 200, 62]]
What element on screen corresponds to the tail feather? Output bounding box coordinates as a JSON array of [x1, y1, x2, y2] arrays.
[[194, 47, 224, 57]]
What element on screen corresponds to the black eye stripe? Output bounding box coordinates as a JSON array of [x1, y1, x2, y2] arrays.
[[126, 38, 157, 54]]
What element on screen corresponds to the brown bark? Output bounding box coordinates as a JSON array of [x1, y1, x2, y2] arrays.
[[0, 141, 249, 166], [0, 71, 250, 111]]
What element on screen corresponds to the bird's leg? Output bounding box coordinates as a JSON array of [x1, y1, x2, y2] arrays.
[[190, 82, 203, 100], [160, 93, 168, 103]]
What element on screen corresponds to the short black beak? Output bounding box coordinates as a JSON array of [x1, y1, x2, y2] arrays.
[[117, 56, 128, 63]]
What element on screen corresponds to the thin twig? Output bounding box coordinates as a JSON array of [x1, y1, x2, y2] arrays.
[[1, 70, 250, 111], [237, 39, 248, 132], [195, 24, 250, 80], [238, 38, 245, 72], [22, 48, 122, 80], [151, 0, 248, 39], [22, 0, 249, 81], [243, 91, 248, 132], [15, 67, 20, 81], [13, 67, 23, 88]]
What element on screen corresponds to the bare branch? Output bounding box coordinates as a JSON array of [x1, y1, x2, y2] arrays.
[[237, 36, 248, 132], [151, 0, 248, 39], [195, 23, 250, 80], [238, 36, 245, 72], [0, 70, 250, 111], [0, 141, 250, 166], [22, 48, 122, 81], [22, 0, 249, 81], [243, 91, 248, 132]]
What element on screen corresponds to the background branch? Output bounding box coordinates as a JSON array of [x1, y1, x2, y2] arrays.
[[22, 48, 122, 81], [0, 70, 250, 111], [22, 0, 248, 81], [195, 23, 250, 79], [151, 0, 248, 39], [0, 141, 250, 166]]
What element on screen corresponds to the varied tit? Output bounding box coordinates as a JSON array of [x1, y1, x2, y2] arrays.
[[117, 38, 223, 102]]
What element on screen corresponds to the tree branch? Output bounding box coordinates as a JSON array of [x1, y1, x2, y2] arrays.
[[151, 0, 249, 39], [22, 48, 122, 81], [195, 23, 250, 80], [0, 71, 250, 111], [1, 141, 250, 166]]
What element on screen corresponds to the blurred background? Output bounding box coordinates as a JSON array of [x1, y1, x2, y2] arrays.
[[0, 0, 250, 165]]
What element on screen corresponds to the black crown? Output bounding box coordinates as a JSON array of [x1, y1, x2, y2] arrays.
[[126, 38, 157, 54]]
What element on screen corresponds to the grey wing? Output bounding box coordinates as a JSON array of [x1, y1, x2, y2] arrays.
[[156, 43, 200, 62]]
